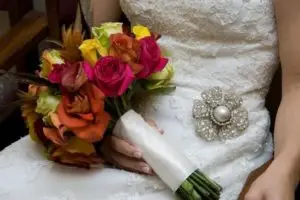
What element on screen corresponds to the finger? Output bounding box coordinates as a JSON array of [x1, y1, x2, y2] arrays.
[[110, 136, 143, 159], [245, 191, 265, 200], [146, 119, 164, 134], [265, 191, 291, 200], [109, 150, 153, 174]]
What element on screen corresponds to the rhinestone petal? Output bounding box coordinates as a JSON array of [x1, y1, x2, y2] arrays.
[[193, 100, 210, 119], [231, 107, 249, 131], [224, 91, 243, 110], [196, 119, 218, 141], [201, 87, 223, 108], [219, 125, 240, 140]]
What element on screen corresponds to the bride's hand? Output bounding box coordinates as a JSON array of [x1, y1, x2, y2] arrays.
[[100, 120, 163, 175], [245, 159, 296, 200]]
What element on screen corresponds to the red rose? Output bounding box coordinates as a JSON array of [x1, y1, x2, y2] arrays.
[[137, 37, 168, 78], [83, 57, 134, 97]]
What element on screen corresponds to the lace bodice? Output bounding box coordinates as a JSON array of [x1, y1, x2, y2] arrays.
[[0, 1, 278, 200], [120, 0, 277, 92]]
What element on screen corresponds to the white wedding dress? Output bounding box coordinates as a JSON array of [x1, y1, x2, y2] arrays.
[[0, 0, 278, 199]]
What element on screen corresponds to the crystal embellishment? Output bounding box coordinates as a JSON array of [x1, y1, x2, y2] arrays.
[[193, 87, 249, 141]]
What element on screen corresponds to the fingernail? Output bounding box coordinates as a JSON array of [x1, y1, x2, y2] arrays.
[[141, 165, 151, 174], [133, 151, 143, 158]]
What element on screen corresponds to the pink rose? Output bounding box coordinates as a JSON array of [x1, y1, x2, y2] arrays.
[[137, 37, 168, 78], [83, 57, 134, 97], [48, 64, 66, 83]]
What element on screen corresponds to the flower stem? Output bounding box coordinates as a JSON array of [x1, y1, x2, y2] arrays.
[[113, 98, 122, 117], [189, 175, 218, 199], [176, 170, 222, 200], [121, 95, 129, 111], [105, 99, 115, 110]]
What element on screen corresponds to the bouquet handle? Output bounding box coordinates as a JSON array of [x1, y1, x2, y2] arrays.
[[113, 109, 197, 192]]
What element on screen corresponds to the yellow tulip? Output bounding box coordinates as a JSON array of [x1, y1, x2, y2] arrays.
[[79, 39, 108, 66], [132, 25, 151, 40]]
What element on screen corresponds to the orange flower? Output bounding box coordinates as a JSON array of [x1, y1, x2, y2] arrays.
[[109, 33, 143, 74], [43, 113, 68, 146], [57, 83, 111, 143], [51, 149, 103, 168], [42, 112, 105, 168], [49, 137, 104, 168], [28, 85, 48, 96], [43, 127, 67, 146]]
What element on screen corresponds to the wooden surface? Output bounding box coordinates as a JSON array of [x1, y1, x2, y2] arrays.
[[8, 0, 33, 25], [45, 0, 60, 40], [0, 1, 8, 10], [0, 11, 47, 70]]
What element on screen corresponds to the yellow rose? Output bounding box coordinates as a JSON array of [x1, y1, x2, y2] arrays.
[[148, 64, 174, 81], [132, 25, 151, 40], [144, 64, 175, 91], [79, 39, 108, 66], [92, 22, 123, 48]]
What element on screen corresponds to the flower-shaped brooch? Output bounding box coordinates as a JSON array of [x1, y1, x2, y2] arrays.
[[192, 87, 249, 141]]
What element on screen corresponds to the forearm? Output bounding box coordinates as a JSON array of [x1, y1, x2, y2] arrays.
[[91, 0, 122, 26], [274, 91, 300, 186], [273, 0, 300, 187]]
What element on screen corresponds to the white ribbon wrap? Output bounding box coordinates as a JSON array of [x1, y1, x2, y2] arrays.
[[113, 110, 197, 192]]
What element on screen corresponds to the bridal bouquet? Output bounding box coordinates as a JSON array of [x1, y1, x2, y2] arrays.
[[1, 22, 222, 200]]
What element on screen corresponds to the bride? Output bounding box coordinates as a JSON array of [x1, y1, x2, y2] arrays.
[[0, 0, 300, 199]]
